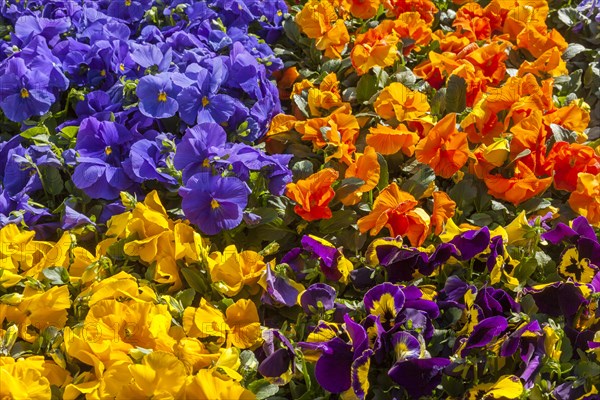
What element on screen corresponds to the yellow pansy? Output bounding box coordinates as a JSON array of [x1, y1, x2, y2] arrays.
[[124, 352, 187, 398], [174, 337, 219, 373], [2, 285, 70, 342], [466, 375, 524, 399], [182, 298, 229, 345], [226, 299, 262, 349], [184, 368, 255, 400], [0, 356, 52, 400], [208, 245, 266, 296]]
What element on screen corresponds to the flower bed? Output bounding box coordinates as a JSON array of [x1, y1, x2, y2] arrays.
[[0, 0, 599, 399]]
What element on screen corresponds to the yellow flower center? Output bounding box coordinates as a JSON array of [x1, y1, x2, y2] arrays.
[[202, 96, 210, 107], [20, 88, 29, 98], [100, 69, 106, 77], [202, 158, 210, 168], [119, 63, 125, 72], [157, 91, 168, 102], [277, 10, 283, 16], [105, 146, 112, 156], [125, 0, 131, 6], [211, 199, 220, 209]]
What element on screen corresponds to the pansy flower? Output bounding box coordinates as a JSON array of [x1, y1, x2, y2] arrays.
[[366, 124, 419, 157], [374, 82, 430, 122], [0, 58, 56, 122], [301, 235, 354, 283], [568, 172, 600, 226], [351, 20, 400, 76], [286, 168, 339, 221], [295, 0, 349, 59], [179, 172, 250, 235], [299, 315, 373, 397], [73, 117, 138, 200], [387, 357, 450, 398], [415, 113, 469, 179], [358, 183, 431, 246], [136, 73, 179, 118]]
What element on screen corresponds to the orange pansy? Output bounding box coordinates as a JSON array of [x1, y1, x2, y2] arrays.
[[453, 3, 492, 41], [415, 113, 470, 179], [351, 20, 400, 76], [431, 191, 457, 236], [568, 172, 600, 226], [392, 12, 433, 54], [547, 143, 600, 192], [341, 146, 382, 206], [384, 0, 438, 23], [366, 124, 420, 156], [286, 168, 339, 221], [374, 82, 430, 122], [295, 0, 349, 59], [342, 0, 382, 19], [358, 182, 430, 246], [308, 73, 344, 115], [517, 47, 568, 78], [483, 159, 552, 205]]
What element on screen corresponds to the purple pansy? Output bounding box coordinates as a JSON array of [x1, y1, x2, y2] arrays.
[[179, 171, 250, 235], [73, 117, 138, 200]]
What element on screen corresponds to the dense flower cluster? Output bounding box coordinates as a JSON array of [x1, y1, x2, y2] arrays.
[[1, 0, 600, 399]]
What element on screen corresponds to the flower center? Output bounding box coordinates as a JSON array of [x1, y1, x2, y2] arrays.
[[202, 158, 210, 168], [100, 69, 106, 77], [20, 88, 29, 98], [119, 63, 125, 72], [125, 0, 131, 6], [105, 146, 112, 156], [202, 96, 210, 107], [157, 91, 168, 102], [210, 199, 220, 209]]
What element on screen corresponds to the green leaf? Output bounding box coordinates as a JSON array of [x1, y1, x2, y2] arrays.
[[376, 153, 389, 191], [446, 75, 467, 113], [248, 379, 280, 399], [356, 73, 378, 103], [39, 166, 64, 196], [563, 43, 587, 60], [467, 213, 493, 227], [20, 125, 49, 140], [180, 267, 210, 294], [292, 160, 314, 180], [292, 94, 310, 118], [400, 164, 435, 199], [319, 209, 357, 234], [42, 267, 70, 285], [335, 177, 365, 200], [175, 288, 195, 309]]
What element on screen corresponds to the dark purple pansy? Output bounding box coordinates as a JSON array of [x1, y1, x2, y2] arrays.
[[299, 315, 373, 397], [300, 235, 347, 282], [299, 283, 336, 315], [376, 244, 428, 282], [499, 321, 544, 387], [524, 282, 588, 321], [475, 286, 520, 318], [461, 316, 508, 356], [363, 283, 405, 326], [179, 172, 250, 235], [450, 226, 491, 261], [261, 264, 300, 308], [391, 331, 422, 361], [258, 329, 296, 384], [388, 357, 450, 398]]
